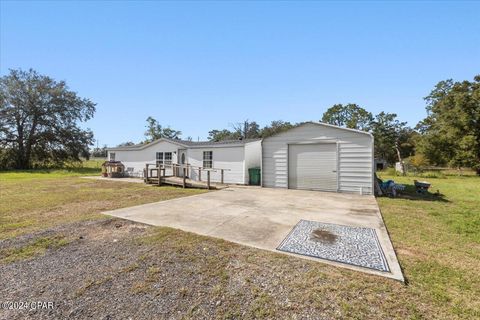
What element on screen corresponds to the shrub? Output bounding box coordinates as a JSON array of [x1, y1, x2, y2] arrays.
[[406, 154, 429, 172]]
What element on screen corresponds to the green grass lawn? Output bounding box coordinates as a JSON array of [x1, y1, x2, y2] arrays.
[[376, 173, 480, 318], [0, 168, 479, 319], [0, 169, 206, 240], [0, 158, 105, 180]]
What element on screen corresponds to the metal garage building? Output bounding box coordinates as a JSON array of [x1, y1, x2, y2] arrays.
[[261, 122, 374, 194]]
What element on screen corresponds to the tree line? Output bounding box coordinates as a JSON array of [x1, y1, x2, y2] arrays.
[[124, 118, 296, 145], [320, 75, 480, 174], [1, 68, 479, 173], [200, 76, 480, 174]]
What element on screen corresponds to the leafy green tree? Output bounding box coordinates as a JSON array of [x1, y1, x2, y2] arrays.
[[416, 75, 480, 173], [207, 129, 241, 141], [321, 104, 373, 131], [209, 120, 297, 141], [396, 127, 418, 159], [145, 116, 162, 141], [209, 120, 262, 141], [370, 112, 411, 165], [245, 121, 261, 139], [144, 116, 181, 142], [91, 145, 108, 158], [322, 104, 414, 166], [232, 120, 261, 139], [0, 69, 95, 169], [260, 120, 295, 138]]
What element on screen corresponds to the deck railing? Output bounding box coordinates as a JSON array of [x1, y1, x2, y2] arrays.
[[143, 163, 230, 188]]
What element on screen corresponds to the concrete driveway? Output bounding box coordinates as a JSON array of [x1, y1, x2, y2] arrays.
[[103, 186, 403, 281]]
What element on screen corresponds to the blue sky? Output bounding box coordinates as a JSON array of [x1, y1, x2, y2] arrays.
[[1, 1, 479, 147]]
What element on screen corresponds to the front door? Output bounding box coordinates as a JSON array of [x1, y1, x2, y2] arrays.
[[178, 149, 187, 177]]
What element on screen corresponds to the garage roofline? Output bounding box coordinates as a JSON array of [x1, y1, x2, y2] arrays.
[[261, 121, 373, 140], [306, 122, 374, 138]]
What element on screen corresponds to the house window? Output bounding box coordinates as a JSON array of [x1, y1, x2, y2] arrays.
[[203, 151, 212, 168], [156, 152, 164, 165], [109, 153, 115, 161], [164, 152, 172, 165], [181, 153, 186, 164], [156, 152, 172, 166]]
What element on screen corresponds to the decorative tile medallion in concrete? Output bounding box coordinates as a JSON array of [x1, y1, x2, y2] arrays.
[[277, 220, 390, 272]]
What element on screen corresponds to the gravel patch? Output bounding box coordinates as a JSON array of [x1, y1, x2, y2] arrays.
[[0, 218, 409, 319], [0, 219, 152, 319]]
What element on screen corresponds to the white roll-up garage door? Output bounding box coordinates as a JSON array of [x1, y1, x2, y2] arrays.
[[288, 143, 337, 191]]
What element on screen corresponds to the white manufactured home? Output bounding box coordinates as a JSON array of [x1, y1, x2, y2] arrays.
[[106, 122, 374, 194], [107, 138, 262, 185]]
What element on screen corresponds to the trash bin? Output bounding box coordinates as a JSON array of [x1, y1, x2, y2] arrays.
[[248, 167, 261, 185]]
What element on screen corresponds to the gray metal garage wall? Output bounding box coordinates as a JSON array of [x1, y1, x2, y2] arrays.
[[261, 122, 374, 194]]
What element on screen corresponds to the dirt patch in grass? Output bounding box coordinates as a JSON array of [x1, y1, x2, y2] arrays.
[[396, 247, 428, 259]]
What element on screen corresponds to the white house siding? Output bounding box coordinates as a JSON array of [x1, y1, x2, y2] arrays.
[[262, 123, 374, 194], [188, 146, 245, 184], [108, 140, 180, 177], [243, 140, 262, 184]]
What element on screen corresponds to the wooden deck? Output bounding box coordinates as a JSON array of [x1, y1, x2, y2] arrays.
[[145, 176, 228, 190], [144, 163, 230, 190]]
